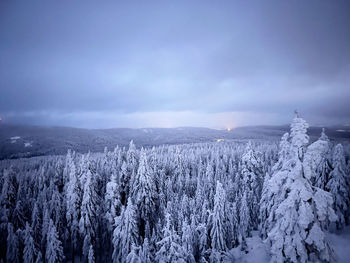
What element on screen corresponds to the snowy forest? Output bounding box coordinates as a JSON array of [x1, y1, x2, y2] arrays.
[[1, 114, 350, 263]]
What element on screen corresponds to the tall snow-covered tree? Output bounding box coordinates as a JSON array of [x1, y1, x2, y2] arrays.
[[63, 150, 75, 191], [41, 207, 50, 253], [208, 181, 230, 262], [132, 148, 158, 239], [112, 198, 139, 263], [195, 223, 208, 262], [127, 140, 138, 191], [260, 132, 290, 238], [227, 201, 239, 248], [79, 165, 100, 257], [304, 128, 333, 189], [127, 140, 137, 168], [155, 212, 186, 263], [48, 184, 63, 230], [7, 223, 20, 263], [139, 238, 152, 263], [119, 160, 130, 206], [327, 143, 349, 229], [238, 141, 263, 230], [23, 222, 36, 263], [264, 114, 337, 263], [105, 171, 121, 230], [239, 191, 250, 250], [46, 219, 64, 263], [209, 182, 227, 253], [181, 220, 196, 263], [1, 167, 18, 227], [65, 153, 81, 260], [126, 244, 141, 263], [88, 245, 95, 263], [0, 167, 18, 260]]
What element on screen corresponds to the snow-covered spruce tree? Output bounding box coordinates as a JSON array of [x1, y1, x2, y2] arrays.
[[31, 203, 42, 252], [12, 198, 25, 230], [239, 191, 250, 251], [7, 223, 20, 263], [155, 212, 186, 263], [23, 222, 36, 263], [127, 140, 137, 167], [132, 148, 158, 239], [119, 160, 130, 206], [240, 141, 263, 229], [65, 152, 81, 261], [209, 181, 227, 260], [260, 132, 290, 239], [41, 207, 50, 254], [304, 128, 333, 190], [227, 201, 239, 247], [127, 140, 138, 193], [1, 167, 18, 225], [195, 223, 208, 262], [326, 143, 349, 229], [264, 114, 337, 263], [205, 161, 215, 207], [112, 197, 139, 263], [48, 184, 63, 232], [46, 219, 64, 263], [63, 150, 75, 192], [0, 167, 18, 260], [138, 238, 152, 263], [105, 171, 121, 230], [79, 164, 100, 258], [182, 219, 196, 263], [88, 245, 95, 263], [126, 244, 141, 263]]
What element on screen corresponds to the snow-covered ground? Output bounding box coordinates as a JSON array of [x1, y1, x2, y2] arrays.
[[227, 231, 270, 263], [226, 228, 350, 263], [328, 226, 350, 263]]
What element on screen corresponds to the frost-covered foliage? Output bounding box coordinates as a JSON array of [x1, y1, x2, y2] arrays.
[[260, 132, 290, 239], [239, 142, 263, 231], [327, 144, 350, 229], [0, 120, 349, 262], [209, 181, 228, 260], [46, 219, 64, 263], [156, 211, 186, 263], [112, 197, 139, 263], [23, 222, 35, 263], [261, 115, 339, 263], [304, 128, 333, 189]]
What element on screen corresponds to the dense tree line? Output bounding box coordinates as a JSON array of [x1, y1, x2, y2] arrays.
[[1, 115, 350, 262]]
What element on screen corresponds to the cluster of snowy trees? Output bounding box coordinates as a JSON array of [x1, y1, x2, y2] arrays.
[[1, 115, 350, 262]]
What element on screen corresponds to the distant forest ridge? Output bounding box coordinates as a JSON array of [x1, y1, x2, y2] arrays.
[[0, 123, 349, 160]]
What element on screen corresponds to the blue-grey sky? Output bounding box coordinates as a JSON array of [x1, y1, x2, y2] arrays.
[[1, 0, 350, 128]]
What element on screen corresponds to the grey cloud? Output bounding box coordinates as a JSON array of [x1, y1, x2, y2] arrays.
[[0, 0, 349, 127]]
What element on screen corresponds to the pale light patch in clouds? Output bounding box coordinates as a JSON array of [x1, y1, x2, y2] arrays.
[[2, 110, 284, 129]]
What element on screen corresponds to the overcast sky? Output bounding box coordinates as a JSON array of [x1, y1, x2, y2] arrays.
[[0, 0, 350, 129]]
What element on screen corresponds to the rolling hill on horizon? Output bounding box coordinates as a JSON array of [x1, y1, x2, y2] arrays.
[[1, 123, 349, 160]]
